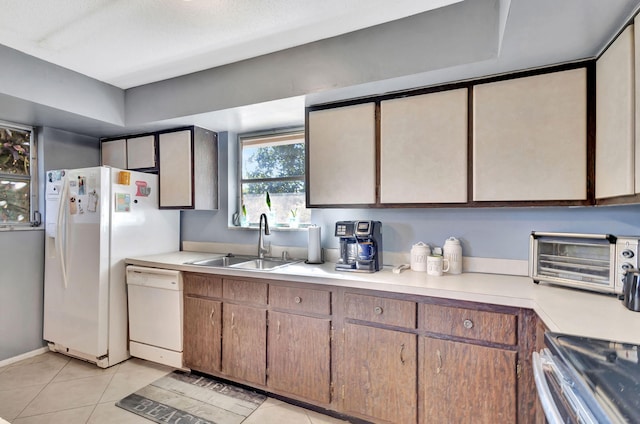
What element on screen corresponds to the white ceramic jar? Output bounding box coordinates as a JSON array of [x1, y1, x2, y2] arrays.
[[443, 237, 463, 274], [410, 242, 431, 272]]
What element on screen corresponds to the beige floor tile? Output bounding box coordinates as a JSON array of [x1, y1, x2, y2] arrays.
[[244, 401, 313, 424], [19, 374, 112, 417], [99, 358, 172, 403], [0, 353, 68, 391], [87, 401, 153, 424], [12, 405, 94, 424], [0, 385, 44, 420], [53, 357, 119, 383], [3, 352, 67, 369]]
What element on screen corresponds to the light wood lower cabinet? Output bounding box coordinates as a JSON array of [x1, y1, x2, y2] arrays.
[[183, 296, 221, 375], [419, 337, 517, 423], [267, 311, 331, 403], [342, 323, 417, 424], [222, 303, 267, 386]]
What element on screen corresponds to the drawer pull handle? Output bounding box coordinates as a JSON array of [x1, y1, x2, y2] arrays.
[[209, 307, 215, 326], [436, 349, 442, 374], [294, 296, 302, 304], [463, 319, 474, 329], [374, 306, 383, 315], [400, 343, 406, 365]]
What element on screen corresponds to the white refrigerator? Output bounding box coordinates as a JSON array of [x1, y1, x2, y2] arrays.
[[43, 166, 180, 368]]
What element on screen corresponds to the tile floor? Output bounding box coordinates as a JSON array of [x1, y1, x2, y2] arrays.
[[0, 352, 350, 424]]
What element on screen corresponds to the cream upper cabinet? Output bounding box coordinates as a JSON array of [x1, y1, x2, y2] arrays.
[[473, 68, 587, 201], [126, 135, 156, 170], [597, 25, 634, 199], [101, 139, 127, 169], [101, 135, 156, 170], [307, 103, 376, 206], [158, 127, 218, 210], [380, 88, 467, 204], [635, 20, 640, 194]]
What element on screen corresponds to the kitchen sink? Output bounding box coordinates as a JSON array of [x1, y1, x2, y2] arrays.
[[188, 255, 250, 267], [186, 255, 301, 271], [230, 258, 299, 271]]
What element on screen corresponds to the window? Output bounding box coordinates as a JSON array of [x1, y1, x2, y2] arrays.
[[239, 129, 310, 228], [0, 121, 37, 227]]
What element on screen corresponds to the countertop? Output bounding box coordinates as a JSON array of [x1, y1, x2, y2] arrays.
[[125, 251, 640, 346]]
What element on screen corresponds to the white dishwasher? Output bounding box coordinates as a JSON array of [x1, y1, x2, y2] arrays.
[[126, 265, 184, 368]]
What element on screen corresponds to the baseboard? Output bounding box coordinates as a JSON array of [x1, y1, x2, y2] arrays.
[[0, 346, 49, 368]]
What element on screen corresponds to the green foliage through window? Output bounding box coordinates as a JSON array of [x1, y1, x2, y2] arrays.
[[0, 124, 34, 225], [239, 130, 309, 226]]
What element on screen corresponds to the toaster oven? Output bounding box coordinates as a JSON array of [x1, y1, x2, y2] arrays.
[[529, 232, 640, 295]]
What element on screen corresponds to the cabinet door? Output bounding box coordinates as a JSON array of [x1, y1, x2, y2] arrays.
[[222, 303, 267, 385], [183, 296, 221, 375], [126, 135, 156, 170], [473, 68, 587, 201], [101, 139, 127, 169], [380, 88, 468, 203], [159, 130, 193, 208], [267, 311, 331, 404], [419, 337, 517, 423], [597, 26, 634, 199], [343, 323, 417, 423], [307, 103, 376, 206]]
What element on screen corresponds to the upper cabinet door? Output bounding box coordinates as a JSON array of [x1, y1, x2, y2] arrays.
[[307, 103, 376, 206], [380, 88, 468, 204], [473, 68, 587, 201], [126, 135, 156, 170], [159, 130, 193, 208], [597, 25, 634, 199], [635, 20, 640, 194], [101, 139, 127, 169]]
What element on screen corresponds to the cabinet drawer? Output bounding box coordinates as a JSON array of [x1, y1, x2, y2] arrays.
[[223, 279, 268, 305], [344, 293, 416, 328], [420, 304, 517, 345], [184, 273, 222, 298], [269, 285, 331, 315]]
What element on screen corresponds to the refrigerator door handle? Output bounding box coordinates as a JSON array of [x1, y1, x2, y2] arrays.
[[56, 176, 70, 289]]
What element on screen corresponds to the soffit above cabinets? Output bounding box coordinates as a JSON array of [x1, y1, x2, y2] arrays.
[[0, 0, 460, 89]]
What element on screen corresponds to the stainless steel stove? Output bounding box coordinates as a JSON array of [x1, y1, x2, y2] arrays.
[[534, 333, 640, 423]]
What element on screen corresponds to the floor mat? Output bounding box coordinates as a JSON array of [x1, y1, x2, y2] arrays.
[[116, 371, 267, 424]]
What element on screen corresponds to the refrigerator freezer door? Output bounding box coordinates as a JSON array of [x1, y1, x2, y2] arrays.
[[44, 167, 110, 359]]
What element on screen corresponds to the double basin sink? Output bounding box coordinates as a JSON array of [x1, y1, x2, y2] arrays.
[[186, 254, 301, 271]]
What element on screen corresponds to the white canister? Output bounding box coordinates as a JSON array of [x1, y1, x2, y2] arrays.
[[443, 237, 463, 274], [410, 242, 431, 272]]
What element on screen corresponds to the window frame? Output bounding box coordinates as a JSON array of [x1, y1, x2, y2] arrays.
[[237, 127, 307, 229], [0, 120, 38, 230]]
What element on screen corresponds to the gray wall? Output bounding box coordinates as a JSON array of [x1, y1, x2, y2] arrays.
[[0, 230, 45, 360], [181, 133, 640, 262], [0, 127, 99, 362]]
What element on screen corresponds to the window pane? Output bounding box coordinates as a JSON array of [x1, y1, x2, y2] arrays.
[[0, 127, 31, 176], [0, 180, 30, 223], [241, 182, 309, 225], [242, 141, 304, 179]]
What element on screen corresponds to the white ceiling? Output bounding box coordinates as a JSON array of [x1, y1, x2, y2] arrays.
[[0, 0, 639, 137], [0, 0, 460, 89]]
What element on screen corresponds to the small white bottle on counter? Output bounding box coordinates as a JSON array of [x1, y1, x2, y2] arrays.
[[443, 237, 463, 274]]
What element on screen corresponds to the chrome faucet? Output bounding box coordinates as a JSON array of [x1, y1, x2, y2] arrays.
[[258, 213, 270, 258]]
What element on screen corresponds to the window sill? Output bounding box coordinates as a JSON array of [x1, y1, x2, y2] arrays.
[[0, 225, 43, 232], [228, 224, 310, 232]]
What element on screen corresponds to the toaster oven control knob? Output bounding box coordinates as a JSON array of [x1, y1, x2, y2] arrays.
[[622, 249, 635, 259], [622, 263, 634, 271]]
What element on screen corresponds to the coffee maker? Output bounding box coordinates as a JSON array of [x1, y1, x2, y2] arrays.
[[335, 220, 383, 272]]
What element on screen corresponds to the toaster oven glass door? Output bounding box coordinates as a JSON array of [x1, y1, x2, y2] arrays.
[[536, 238, 612, 287]]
